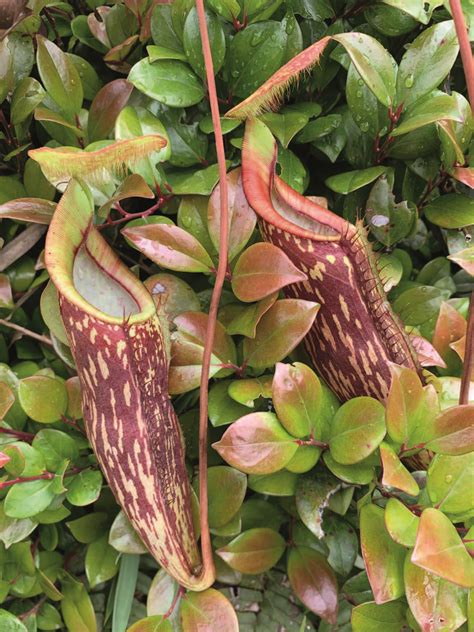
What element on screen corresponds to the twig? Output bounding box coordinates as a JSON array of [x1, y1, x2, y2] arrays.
[[450, 0, 474, 111], [0, 466, 91, 489], [196, 0, 229, 586], [0, 427, 35, 441], [460, 294, 473, 404], [0, 318, 53, 347]]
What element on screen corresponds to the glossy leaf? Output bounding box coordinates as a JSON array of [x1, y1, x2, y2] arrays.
[[4, 480, 55, 519], [248, 470, 298, 496], [392, 93, 463, 136], [232, 242, 307, 303], [424, 193, 474, 229], [109, 511, 147, 554], [296, 473, 342, 538], [61, 572, 97, 632], [384, 498, 419, 547], [326, 167, 387, 194], [198, 466, 247, 529], [323, 452, 375, 485], [212, 412, 298, 474], [18, 376, 68, 424], [87, 79, 133, 142], [85, 534, 119, 588], [216, 528, 285, 573], [243, 299, 320, 370], [425, 405, 474, 455], [183, 7, 225, 77], [351, 601, 407, 632], [221, 293, 278, 338], [180, 589, 239, 631], [380, 442, 419, 496], [128, 616, 171, 632], [128, 59, 204, 107], [412, 508, 474, 588], [427, 453, 473, 515]]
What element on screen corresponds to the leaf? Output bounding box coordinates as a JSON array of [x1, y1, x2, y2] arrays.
[[448, 246, 474, 276], [392, 93, 463, 136], [216, 528, 286, 573], [396, 20, 459, 109], [61, 572, 97, 632], [128, 59, 204, 107], [380, 442, 420, 496], [243, 299, 320, 370], [112, 554, 141, 632], [147, 45, 187, 62], [287, 546, 338, 624], [85, 534, 119, 588], [0, 382, 14, 419], [197, 466, 247, 528], [424, 193, 474, 229], [425, 405, 474, 455], [384, 498, 419, 547], [351, 601, 407, 632], [87, 79, 133, 143], [10, 77, 45, 125], [326, 166, 387, 194], [166, 163, 227, 195], [109, 511, 147, 554], [366, 177, 416, 246], [360, 504, 406, 603], [208, 168, 256, 261], [260, 111, 309, 147], [0, 610, 27, 632], [33, 429, 79, 471], [36, 35, 83, 116], [122, 224, 213, 273], [183, 7, 226, 78], [18, 375, 68, 423], [324, 515, 358, 576], [404, 555, 468, 631], [232, 243, 307, 302], [329, 397, 386, 465], [66, 470, 103, 507], [208, 380, 250, 427], [333, 32, 397, 107], [427, 453, 473, 515], [128, 617, 172, 632], [323, 452, 375, 485], [0, 198, 56, 224], [212, 412, 298, 474], [295, 473, 342, 538], [180, 589, 239, 631], [67, 513, 109, 545], [222, 293, 278, 338], [411, 508, 474, 588], [4, 480, 55, 519]]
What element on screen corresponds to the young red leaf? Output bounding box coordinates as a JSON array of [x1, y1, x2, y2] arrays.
[[180, 589, 238, 631], [411, 508, 474, 588], [404, 555, 468, 632], [329, 397, 386, 465], [425, 405, 474, 455], [123, 224, 213, 273], [380, 442, 420, 497], [287, 545, 338, 625], [409, 334, 446, 368], [87, 79, 133, 142], [243, 299, 320, 370], [216, 528, 285, 574], [448, 246, 474, 276], [208, 168, 256, 261], [360, 504, 406, 603], [212, 412, 298, 474], [231, 242, 307, 303]]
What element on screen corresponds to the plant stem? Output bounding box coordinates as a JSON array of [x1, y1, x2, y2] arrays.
[[0, 319, 53, 347], [460, 293, 474, 404], [450, 0, 474, 111], [196, 0, 229, 586], [0, 466, 89, 489], [0, 427, 35, 441]]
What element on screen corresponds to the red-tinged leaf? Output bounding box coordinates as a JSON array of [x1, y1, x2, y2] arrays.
[[385, 365, 439, 447], [122, 224, 213, 273], [412, 508, 474, 588], [88, 79, 133, 142], [0, 274, 13, 309], [360, 504, 406, 604], [425, 405, 474, 455], [216, 528, 285, 574], [380, 442, 419, 496], [243, 299, 320, 370], [0, 452, 10, 468], [448, 246, 474, 276], [329, 397, 386, 465], [208, 168, 256, 261], [98, 174, 154, 219], [174, 312, 236, 368], [0, 198, 56, 224], [287, 545, 338, 625], [231, 242, 307, 303], [452, 166, 474, 188], [212, 412, 298, 474], [404, 555, 468, 632], [450, 334, 466, 361], [128, 616, 172, 632], [384, 498, 419, 548], [0, 382, 15, 420], [144, 273, 200, 322], [220, 292, 278, 338], [180, 589, 239, 631], [432, 302, 466, 371], [409, 334, 446, 368], [227, 376, 273, 407]]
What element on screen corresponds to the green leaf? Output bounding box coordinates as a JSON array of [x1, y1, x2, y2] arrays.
[[333, 32, 397, 107], [66, 470, 103, 507], [33, 429, 79, 471], [404, 555, 468, 631], [67, 513, 109, 545], [36, 35, 83, 116], [424, 193, 474, 229], [85, 534, 119, 588], [18, 375, 68, 423], [248, 470, 298, 496], [4, 480, 56, 519], [212, 412, 298, 474], [196, 466, 246, 528], [0, 504, 37, 548], [412, 508, 474, 588], [296, 473, 342, 538], [208, 380, 250, 427], [128, 59, 204, 108], [217, 528, 286, 573], [351, 601, 407, 632], [260, 111, 309, 147], [329, 397, 386, 465], [287, 546, 338, 624], [366, 177, 416, 246], [392, 93, 463, 136], [147, 45, 187, 62], [324, 515, 358, 576], [183, 7, 226, 77], [384, 498, 419, 547], [109, 511, 147, 554], [0, 610, 27, 632], [180, 589, 238, 630], [326, 166, 387, 194], [396, 20, 459, 108], [10, 77, 45, 126], [323, 452, 375, 485], [427, 453, 473, 515], [243, 299, 320, 370], [127, 616, 172, 632], [360, 504, 406, 603], [60, 571, 97, 632], [166, 163, 226, 195]]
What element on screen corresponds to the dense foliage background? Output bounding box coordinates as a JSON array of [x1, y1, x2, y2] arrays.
[[0, 0, 473, 630]]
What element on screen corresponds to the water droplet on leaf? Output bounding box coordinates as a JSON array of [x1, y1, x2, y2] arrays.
[[404, 74, 414, 88]]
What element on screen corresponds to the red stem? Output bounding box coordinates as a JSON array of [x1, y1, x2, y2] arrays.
[[0, 427, 35, 442], [460, 294, 474, 405], [195, 0, 229, 584], [450, 0, 474, 112], [0, 466, 89, 489]]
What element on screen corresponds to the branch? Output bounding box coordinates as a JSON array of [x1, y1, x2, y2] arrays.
[[450, 0, 474, 112], [460, 294, 474, 404], [0, 318, 53, 347]]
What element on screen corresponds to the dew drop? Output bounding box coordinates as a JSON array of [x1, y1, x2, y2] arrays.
[[231, 70, 240, 78], [358, 79, 364, 86], [404, 74, 414, 88], [445, 474, 453, 483], [360, 121, 369, 132], [356, 90, 363, 98]]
